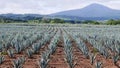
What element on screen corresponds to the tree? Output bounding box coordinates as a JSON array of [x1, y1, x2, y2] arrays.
[[50, 18, 65, 23], [83, 20, 100, 25]]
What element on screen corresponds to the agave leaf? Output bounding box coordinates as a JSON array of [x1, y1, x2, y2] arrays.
[[0, 56, 4, 64], [7, 49, 15, 58]]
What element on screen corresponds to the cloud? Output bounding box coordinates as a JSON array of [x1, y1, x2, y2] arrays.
[[0, 0, 120, 14]]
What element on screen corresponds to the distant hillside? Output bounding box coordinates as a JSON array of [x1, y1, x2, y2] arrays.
[[1, 3, 120, 22], [0, 14, 66, 24], [51, 3, 120, 20], [0, 13, 43, 21]]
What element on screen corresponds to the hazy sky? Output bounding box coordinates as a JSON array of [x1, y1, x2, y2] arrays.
[[0, 0, 120, 14]]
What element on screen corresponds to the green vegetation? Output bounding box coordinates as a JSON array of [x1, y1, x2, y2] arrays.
[[0, 17, 65, 24], [0, 18, 27, 23], [0, 52, 7, 55], [106, 19, 120, 25], [0, 16, 120, 25], [93, 48, 98, 55], [83, 20, 100, 25], [40, 18, 65, 24]]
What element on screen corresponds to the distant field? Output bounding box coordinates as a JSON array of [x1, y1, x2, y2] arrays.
[[0, 24, 120, 68]]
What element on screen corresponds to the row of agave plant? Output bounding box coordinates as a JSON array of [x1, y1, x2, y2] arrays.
[[79, 33, 120, 65], [0, 25, 51, 52], [0, 27, 58, 68], [65, 26, 120, 67], [0, 56, 26, 68], [88, 35, 120, 65], [69, 32, 102, 68], [63, 26, 103, 68], [38, 30, 60, 68], [26, 29, 57, 58], [6, 28, 57, 58], [63, 31, 76, 68], [72, 34, 89, 58]]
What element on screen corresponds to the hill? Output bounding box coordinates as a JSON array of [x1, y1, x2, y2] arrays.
[[51, 3, 120, 20]]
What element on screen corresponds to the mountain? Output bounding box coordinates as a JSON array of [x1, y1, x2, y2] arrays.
[[51, 3, 120, 20], [0, 13, 43, 21], [1, 4, 120, 21]]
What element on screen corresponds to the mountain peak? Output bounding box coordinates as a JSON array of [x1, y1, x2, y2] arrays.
[[51, 3, 120, 19], [83, 3, 111, 10], [89, 3, 103, 6]]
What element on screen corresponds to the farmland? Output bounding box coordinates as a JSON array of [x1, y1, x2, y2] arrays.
[[0, 24, 120, 68]]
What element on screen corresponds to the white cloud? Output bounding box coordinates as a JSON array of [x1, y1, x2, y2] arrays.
[[0, 0, 120, 14]]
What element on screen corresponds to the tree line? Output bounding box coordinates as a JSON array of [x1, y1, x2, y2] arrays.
[[0, 17, 120, 25]]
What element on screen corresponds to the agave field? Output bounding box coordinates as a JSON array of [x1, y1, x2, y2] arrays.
[[0, 24, 120, 68]]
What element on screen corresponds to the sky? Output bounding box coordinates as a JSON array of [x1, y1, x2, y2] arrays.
[[0, 0, 120, 14]]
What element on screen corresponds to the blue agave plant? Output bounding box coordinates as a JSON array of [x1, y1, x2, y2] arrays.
[[39, 57, 49, 68], [0, 43, 2, 52], [32, 43, 41, 54], [7, 49, 15, 58], [26, 49, 33, 58], [112, 54, 119, 65], [39, 50, 51, 68], [12, 57, 25, 68], [95, 61, 102, 68], [89, 53, 96, 65], [0, 56, 4, 64], [14, 43, 22, 54]]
